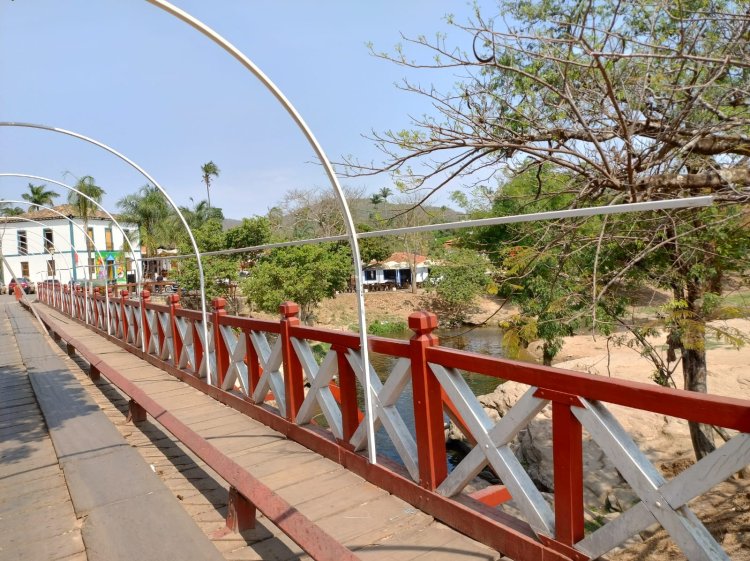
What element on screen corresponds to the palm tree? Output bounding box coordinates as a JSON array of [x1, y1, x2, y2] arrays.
[[378, 187, 393, 202], [201, 161, 220, 208], [22, 183, 60, 211], [0, 203, 24, 217], [179, 198, 224, 230], [117, 185, 175, 258], [68, 176, 105, 279]]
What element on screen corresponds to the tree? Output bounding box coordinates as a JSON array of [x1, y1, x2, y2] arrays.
[[22, 183, 59, 210], [242, 244, 350, 324], [172, 219, 239, 310], [356, 1, 750, 459], [422, 248, 494, 326], [180, 198, 224, 231], [0, 204, 24, 217], [201, 161, 220, 208], [68, 176, 105, 280], [117, 185, 176, 257]]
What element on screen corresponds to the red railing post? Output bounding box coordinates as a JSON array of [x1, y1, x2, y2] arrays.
[[333, 344, 360, 443], [120, 290, 129, 342], [551, 400, 584, 547], [408, 311, 447, 490], [279, 302, 304, 421], [93, 287, 100, 328], [246, 331, 261, 395], [140, 290, 151, 352], [212, 297, 229, 387], [64, 285, 70, 313], [168, 294, 182, 365], [76, 286, 83, 319]]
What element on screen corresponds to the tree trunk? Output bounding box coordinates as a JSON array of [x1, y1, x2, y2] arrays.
[[681, 343, 716, 460]]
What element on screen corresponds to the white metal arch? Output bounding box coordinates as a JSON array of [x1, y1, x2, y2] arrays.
[[0, 173, 143, 289], [146, 0, 378, 462], [0, 121, 212, 382]]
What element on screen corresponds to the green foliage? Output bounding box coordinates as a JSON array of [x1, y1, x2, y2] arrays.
[[22, 183, 59, 210], [224, 216, 271, 249], [242, 243, 351, 323], [367, 319, 408, 336], [179, 199, 224, 231], [68, 176, 105, 222], [117, 185, 175, 254], [173, 219, 238, 308], [356, 223, 395, 264], [423, 248, 493, 327]]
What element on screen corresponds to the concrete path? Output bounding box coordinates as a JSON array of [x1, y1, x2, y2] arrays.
[[0, 298, 86, 561], [0, 297, 224, 561]]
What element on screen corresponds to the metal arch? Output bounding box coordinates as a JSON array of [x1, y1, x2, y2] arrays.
[[1, 199, 116, 333], [0, 122, 212, 383], [146, 0, 378, 463], [0, 173, 143, 289]]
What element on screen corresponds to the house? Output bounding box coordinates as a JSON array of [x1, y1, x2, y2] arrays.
[[362, 252, 434, 290], [0, 205, 142, 286]]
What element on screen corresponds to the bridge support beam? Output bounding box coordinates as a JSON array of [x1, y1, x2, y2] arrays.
[[127, 399, 147, 423], [226, 486, 256, 533], [89, 364, 101, 382]]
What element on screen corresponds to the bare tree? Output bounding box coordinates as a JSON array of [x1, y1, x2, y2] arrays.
[[347, 1, 750, 459]]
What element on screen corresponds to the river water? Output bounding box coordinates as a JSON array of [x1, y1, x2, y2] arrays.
[[365, 325, 509, 466]]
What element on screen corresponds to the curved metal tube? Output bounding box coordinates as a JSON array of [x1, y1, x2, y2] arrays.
[[0, 121, 211, 382], [0, 173, 142, 289], [146, 0, 377, 462]]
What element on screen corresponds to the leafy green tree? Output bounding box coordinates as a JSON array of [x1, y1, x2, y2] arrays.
[[0, 204, 24, 217], [180, 198, 224, 231], [356, 223, 395, 264], [68, 176, 105, 280], [225, 216, 271, 249], [360, 1, 750, 459], [117, 185, 175, 257], [22, 183, 59, 210], [422, 248, 494, 327], [173, 219, 238, 309], [242, 244, 350, 324], [201, 161, 220, 208]]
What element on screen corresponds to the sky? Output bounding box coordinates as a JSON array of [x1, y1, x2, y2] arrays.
[[0, 1, 494, 220]]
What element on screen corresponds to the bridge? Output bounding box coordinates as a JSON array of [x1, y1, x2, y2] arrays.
[[2, 283, 748, 561]]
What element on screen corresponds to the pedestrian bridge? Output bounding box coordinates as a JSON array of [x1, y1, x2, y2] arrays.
[[7, 284, 750, 561]]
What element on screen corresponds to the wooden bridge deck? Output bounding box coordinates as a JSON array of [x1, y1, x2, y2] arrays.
[[30, 300, 504, 561]]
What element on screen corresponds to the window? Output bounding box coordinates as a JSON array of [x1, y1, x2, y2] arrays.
[[47, 260, 55, 276], [17, 230, 27, 256], [87, 227, 95, 253], [21, 262, 29, 277], [105, 228, 113, 251], [89, 257, 96, 278], [364, 269, 376, 281], [43, 228, 54, 252]]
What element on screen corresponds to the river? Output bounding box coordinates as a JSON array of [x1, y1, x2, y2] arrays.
[[364, 325, 510, 467]]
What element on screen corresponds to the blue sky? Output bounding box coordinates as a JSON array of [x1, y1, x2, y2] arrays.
[[0, 1, 493, 220]]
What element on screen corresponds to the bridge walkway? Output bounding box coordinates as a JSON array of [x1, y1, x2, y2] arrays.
[[0, 299, 86, 561], [0, 297, 226, 561], [32, 300, 504, 561]]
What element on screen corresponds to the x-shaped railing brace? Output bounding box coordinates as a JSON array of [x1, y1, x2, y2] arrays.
[[575, 399, 749, 561], [348, 350, 420, 482], [249, 331, 286, 417]]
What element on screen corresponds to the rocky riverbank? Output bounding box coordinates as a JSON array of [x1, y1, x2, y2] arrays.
[[451, 318, 750, 560]]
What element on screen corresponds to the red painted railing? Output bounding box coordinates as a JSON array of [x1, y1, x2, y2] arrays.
[[36, 282, 750, 561]]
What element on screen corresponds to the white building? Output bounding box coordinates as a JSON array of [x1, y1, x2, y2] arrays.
[[0, 205, 142, 287], [362, 252, 434, 290]]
